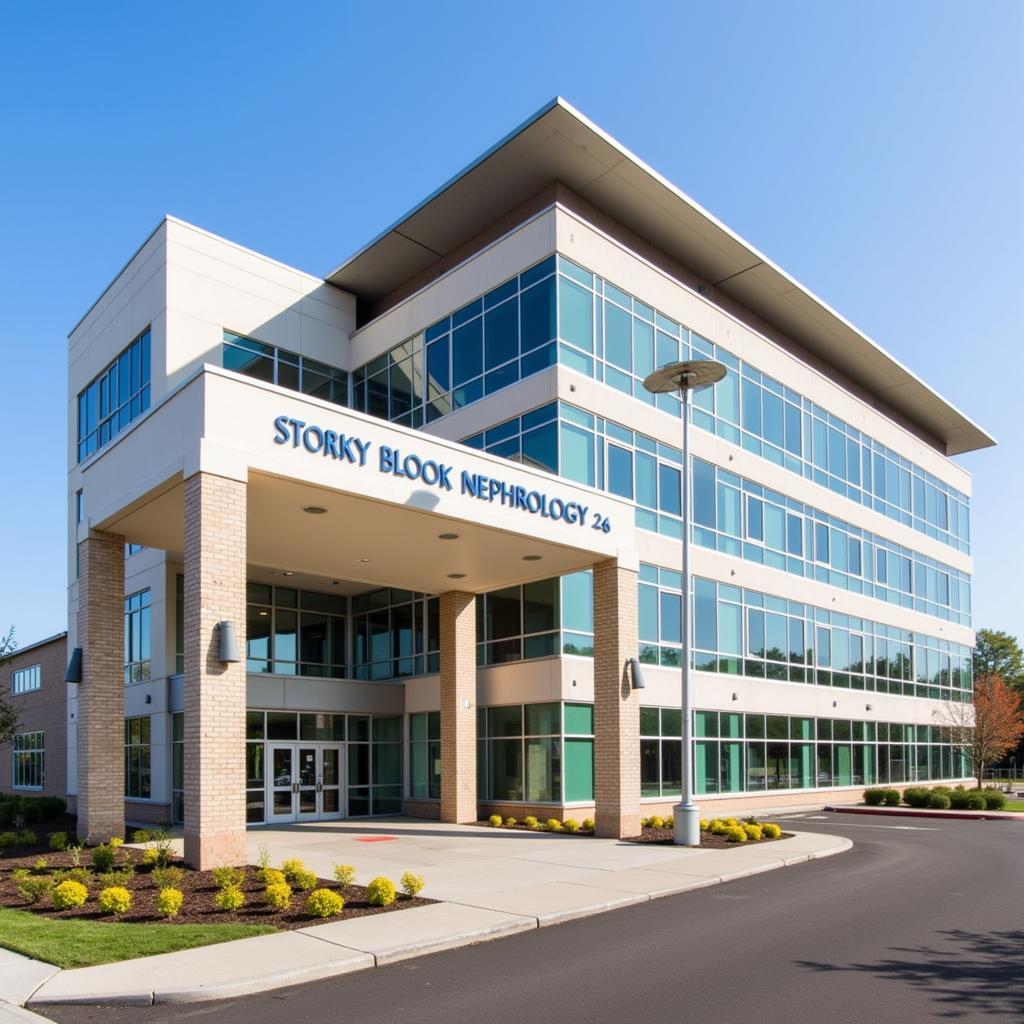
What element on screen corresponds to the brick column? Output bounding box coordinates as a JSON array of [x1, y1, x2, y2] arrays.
[[76, 531, 126, 844], [440, 591, 477, 823], [183, 472, 248, 869], [593, 557, 640, 839]]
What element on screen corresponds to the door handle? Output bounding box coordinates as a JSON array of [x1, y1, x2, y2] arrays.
[[292, 782, 299, 794]]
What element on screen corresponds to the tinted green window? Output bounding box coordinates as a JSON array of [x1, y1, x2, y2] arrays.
[[560, 423, 595, 486], [561, 572, 593, 633], [564, 703, 594, 735], [564, 738, 594, 801]]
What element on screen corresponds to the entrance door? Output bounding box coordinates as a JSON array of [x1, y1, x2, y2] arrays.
[[269, 744, 298, 823], [267, 743, 345, 823]]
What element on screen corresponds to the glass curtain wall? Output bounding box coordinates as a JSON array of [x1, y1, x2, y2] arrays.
[[222, 332, 348, 406]]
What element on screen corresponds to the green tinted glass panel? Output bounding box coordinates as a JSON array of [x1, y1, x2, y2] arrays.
[[564, 703, 594, 735], [564, 738, 594, 801]]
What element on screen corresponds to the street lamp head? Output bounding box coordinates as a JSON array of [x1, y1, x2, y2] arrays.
[[643, 359, 727, 395]]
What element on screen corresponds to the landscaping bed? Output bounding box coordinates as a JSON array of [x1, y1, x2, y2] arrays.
[[625, 822, 792, 847], [0, 846, 432, 929]]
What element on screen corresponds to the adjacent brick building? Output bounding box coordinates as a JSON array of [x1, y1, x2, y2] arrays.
[[1, 633, 68, 801]]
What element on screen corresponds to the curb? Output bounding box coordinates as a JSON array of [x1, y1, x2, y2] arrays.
[[15, 832, 850, 1008], [825, 805, 1023, 822]]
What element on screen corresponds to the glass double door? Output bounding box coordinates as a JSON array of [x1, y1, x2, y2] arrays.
[[268, 743, 344, 823]]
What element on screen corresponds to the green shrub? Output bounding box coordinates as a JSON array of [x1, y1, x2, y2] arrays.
[[257, 844, 271, 872], [0, 831, 19, 848], [291, 868, 318, 892], [49, 831, 70, 851], [306, 888, 345, 918], [664, 816, 674, 829], [152, 866, 185, 889], [648, 815, 665, 829], [212, 866, 246, 890], [156, 887, 184, 919], [581, 818, 595, 832], [882, 788, 901, 807], [264, 882, 292, 911], [902, 787, 929, 808], [709, 819, 730, 836], [761, 822, 782, 840], [33, 856, 48, 873], [400, 871, 425, 897], [52, 867, 90, 887], [109, 836, 124, 850], [523, 816, 538, 829], [724, 825, 747, 843], [333, 864, 356, 887], [964, 792, 987, 810], [640, 816, 651, 828], [546, 818, 564, 832], [863, 787, 886, 806], [257, 866, 285, 886], [743, 823, 764, 841], [281, 858, 307, 881], [142, 848, 161, 867], [18, 876, 53, 904], [17, 829, 37, 846], [97, 868, 134, 888], [979, 788, 1006, 810], [366, 876, 396, 907], [488, 814, 503, 828], [562, 819, 580, 833], [928, 792, 951, 809], [214, 886, 245, 911], [98, 886, 132, 915], [949, 787, 972, 809], [90, 844, 116, 873], [131, 829, 152, 843], [52, 880, 89, 910]]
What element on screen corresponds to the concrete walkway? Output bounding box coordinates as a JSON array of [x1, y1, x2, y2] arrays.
[[2, 821, 850, 1007]]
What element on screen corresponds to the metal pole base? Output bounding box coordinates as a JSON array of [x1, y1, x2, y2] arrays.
[[673, 803, 701, 847]]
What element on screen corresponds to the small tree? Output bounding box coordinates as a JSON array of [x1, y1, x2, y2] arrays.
[[0, 627, 18, 745], [937, 674, 1024, 788]]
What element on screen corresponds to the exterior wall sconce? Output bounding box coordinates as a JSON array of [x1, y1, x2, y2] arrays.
[[218, 621, 241, 663], [64, 647, 83, 683], [865, 704, 873, 711], [731, 692, 739, 701], [628, 657, 645, 689]]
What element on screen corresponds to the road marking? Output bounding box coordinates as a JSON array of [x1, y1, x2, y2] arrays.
[[825, 822, 939, 831]]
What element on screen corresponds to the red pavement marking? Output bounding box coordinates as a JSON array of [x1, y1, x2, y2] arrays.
[[354, 836, 398, 843]]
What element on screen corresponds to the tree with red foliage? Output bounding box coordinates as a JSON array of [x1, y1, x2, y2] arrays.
[[938, 674, 1024, 788]]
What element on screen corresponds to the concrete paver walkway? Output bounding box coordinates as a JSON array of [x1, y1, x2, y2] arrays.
[[1, 820, 850, 1007]]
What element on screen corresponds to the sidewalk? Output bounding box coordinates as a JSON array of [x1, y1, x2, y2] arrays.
[[2, 824, 849, 1008]]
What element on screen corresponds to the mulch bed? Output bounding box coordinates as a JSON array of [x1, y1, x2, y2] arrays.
[[476, 821, 596, 836], [624, 826, 793, 847], [0, 833, 432, 929]]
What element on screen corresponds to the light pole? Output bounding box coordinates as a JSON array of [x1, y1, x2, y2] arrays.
[[643, 359, 727, 846]]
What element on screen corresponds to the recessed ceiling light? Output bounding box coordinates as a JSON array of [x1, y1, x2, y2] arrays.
[[438, 533, 459, 540], [358, 558, 371, 563], [332, 580, 340, 586], [303, 505, 327, 515], [282, 571, 294, 577], [522, 554, 542, 562], [447, 572, 466, 579], [258, 610, 269, 617]]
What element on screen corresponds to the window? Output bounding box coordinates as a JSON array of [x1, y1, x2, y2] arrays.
[[351, 589, 438, 680], [124, 717, 151, 799], [640, 707, 683, 798], [222, 332, 348, 406], [551, 254, 971, 556], [409, 711, 441, 799], [477, 702, 566, 803], [249, 584, 348, 678], [12, 732, 44, 789], [172, 713, 184, 824], [126, 543, 144, 556], [354, 256, 557, 428], [124, 590, 151, 683], [75, 490, 83, 525], [476, 579, 559, 666], [77, 327, 151, 461], [12, 665, 41, 695]]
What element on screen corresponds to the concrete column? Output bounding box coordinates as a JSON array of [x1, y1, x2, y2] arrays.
[[183, 472, 247, 869], [439, 591, 477, 823], [76, 531, 125, 844], [593, 557, 641, 839]]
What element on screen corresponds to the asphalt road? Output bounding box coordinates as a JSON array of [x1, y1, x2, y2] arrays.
[[44, 813, 1024, 1024]]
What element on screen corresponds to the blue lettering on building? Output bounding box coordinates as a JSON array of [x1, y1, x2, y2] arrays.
[[273, 414, 610, 533]]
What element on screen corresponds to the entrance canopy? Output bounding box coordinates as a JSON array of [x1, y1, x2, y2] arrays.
[[80, 367, 636, 595]]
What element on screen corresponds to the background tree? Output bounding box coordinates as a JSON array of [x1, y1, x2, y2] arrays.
[[0, 626, 18, 745], [973, 629, 1024, 691], [937, 674, 1024, 788]]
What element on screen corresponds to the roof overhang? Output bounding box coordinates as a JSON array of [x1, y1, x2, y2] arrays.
[[327, 98, 994, 457]]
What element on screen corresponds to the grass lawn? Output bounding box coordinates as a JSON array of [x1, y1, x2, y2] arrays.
[[1002, 800, 1024, 812], [0, 906, 276, 969]]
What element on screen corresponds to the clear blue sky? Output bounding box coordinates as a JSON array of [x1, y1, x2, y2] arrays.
[[0, 1, 1020, 647]]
